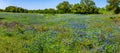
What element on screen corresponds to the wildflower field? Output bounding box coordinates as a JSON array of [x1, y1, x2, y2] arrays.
[[0, 12, 120, 53]]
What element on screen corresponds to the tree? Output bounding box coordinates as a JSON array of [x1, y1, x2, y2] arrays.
[[17, 7, 25, 13], [106, 0, 120, 14], [80, 0, 95, 7], [0, 9, 4, 12], [80, 0, 98, 14], [71, 0, 98, 14], [71, 4, 82, 13], [46, 8, 56, 13], [5, 6, 27, 13], [5, 6, 17, 12], [56, 1, 72, 13]]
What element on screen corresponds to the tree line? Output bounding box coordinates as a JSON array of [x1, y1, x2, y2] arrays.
[[0, 0, 120, 14]]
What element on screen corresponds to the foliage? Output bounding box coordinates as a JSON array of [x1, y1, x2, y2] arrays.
[[0, 0, 99, 14], [5, 6, 27, 13], [56, 1, 72, 13], [71, 0, 98, 14], [1, 0, 120, 14], [106, 0, 120, 14]]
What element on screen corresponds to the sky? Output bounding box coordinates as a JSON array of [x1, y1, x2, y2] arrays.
[[0, 0, 108, 10]]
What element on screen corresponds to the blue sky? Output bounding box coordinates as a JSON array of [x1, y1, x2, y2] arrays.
[[0, 0, 108, 10]]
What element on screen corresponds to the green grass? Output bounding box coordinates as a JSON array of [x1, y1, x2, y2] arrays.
[[0, 12, 119, 53]]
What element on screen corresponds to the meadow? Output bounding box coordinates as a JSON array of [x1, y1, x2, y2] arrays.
[[0, 12, 120, 53]]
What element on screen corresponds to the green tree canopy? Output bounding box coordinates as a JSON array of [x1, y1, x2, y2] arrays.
[[5, 6, 17, 12], [71, 4, 82, 13], [0, 9, 4, 12], [17, 7, 25, 13], [56, 1, 72, 13], [5, 6, 26, 13], [80, 0, 95, 7], [106, 0, 120, 14], [72, 0, 98, 14]]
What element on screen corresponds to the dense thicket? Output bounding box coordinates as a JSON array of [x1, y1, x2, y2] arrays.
[[72, 0, 98, 14], [106, 0, 120, 14], [56, 1, 72, 13], [0, 0, 120, 14], [5, 6, 28, 13]]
